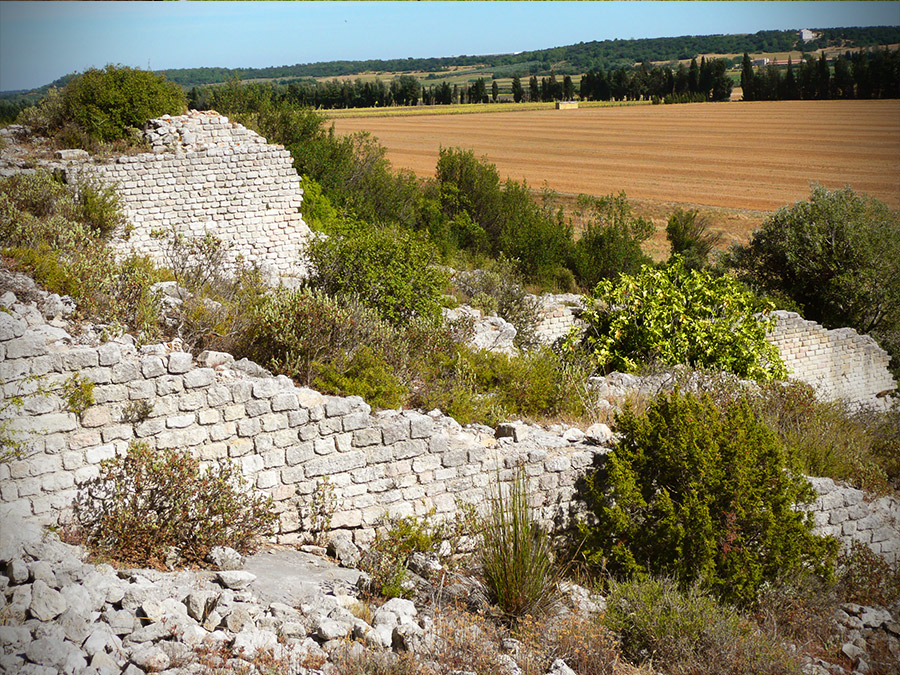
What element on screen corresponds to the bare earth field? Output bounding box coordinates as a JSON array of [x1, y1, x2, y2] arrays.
[[330, 100, 900, 256]]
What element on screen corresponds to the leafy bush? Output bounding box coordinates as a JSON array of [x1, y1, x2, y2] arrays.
[[75, 441, 276, 566], [571, 257, 785, 380], [604, 576, 803, 675], [305, 222, 448, 326], [62, 374, 94, 415], [313, 345, 407, 409], [58, 65, 186, 144], [480, 468, 562, 622], [666, 207, 722, 269], [726, 185, 900, 376], [496, 180, 574, 286], [577, 391, 838, 606], [570, 192, 653, 290]]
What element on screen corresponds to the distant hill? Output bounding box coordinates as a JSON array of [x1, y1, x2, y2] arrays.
[[156, 25, 900, 88], [3, 25, 898, 98]]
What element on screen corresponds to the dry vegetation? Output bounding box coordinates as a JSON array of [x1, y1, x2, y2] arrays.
[[331, 99, 900, 254]]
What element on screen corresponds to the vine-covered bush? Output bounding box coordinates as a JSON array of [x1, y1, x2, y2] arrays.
[[75, 441, 276, 566], [570, 257, 785, 380], [577, 391, 838, 605]]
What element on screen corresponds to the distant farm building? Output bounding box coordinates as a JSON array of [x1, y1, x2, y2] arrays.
[[556, 101, 578, 110]]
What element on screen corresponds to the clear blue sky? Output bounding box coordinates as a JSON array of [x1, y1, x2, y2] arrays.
[[1, 1, 898, 92]]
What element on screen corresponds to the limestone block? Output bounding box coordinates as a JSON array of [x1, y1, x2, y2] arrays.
[[184, 368, 215, 389], [6, 334, 48, 359], [167, 352, 194, 375]]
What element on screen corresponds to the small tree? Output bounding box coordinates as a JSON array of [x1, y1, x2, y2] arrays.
[[666, 207, 722, 269], [570, 257, 785, 380], [726, 185, 900, 377], [570, 192, 653, 290], [577, 391, 838, 606]]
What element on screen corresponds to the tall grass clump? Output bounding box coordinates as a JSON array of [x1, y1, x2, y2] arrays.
[[479, 468, 562, 621]]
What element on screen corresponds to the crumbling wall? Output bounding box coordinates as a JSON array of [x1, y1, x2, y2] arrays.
[[767, 310, 896, 409], [68, 111, 311, 280]]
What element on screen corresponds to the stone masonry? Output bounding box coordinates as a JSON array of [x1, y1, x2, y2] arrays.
[[767, 310, 896, 409], [1, 286, 898, 565], [66, 111, 311, 280]]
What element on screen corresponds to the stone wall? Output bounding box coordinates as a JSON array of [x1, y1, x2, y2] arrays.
[[67, 111, 311, 280], [532, 294, 584, 346], [2, 286, 898, 564], [0, 290, 596, 548], [807, 477, 900, 564], [767, 310, 896, 409]]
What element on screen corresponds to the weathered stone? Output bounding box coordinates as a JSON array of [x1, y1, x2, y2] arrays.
[[29, 579, 67, 621], [215, 570, 256, 590], [167, 351, 193, 374]]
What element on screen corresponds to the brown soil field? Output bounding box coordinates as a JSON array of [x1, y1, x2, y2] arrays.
[[330, 100, 900, 255]]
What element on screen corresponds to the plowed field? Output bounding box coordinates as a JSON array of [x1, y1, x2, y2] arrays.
[[330, 100, 900, 214]]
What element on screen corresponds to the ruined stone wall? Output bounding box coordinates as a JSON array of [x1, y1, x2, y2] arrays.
[[532, 294, 584, 346], [767, 310, 896, 409], [2, 290, 898, 563], [68, 111, 311, 280]]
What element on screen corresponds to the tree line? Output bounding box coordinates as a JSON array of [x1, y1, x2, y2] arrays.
[[580, 57, 733, 102], [740, 49, 900, 101]]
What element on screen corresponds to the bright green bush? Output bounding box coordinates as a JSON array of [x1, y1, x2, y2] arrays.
[[75, 441, 276, 566], [305, 223, 448, 326], [605, 576, 803, 675], [571, 257, 785, 380], [480, 468, 562, 621], [577, 391, 837, 606], [59, 65, 186, 143]]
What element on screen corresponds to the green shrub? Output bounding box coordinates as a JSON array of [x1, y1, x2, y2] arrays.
[[666, 207, 722, 269], [570, 192, 653, 290], [62, 374, 94, 414], [480, 468, 562, 622], [726, 185, 900, 377], [571, 257, 786, 380], [305, 222, 448, 326], [59, 65, 186, 144], [604, 576, 803, 675], [75, 440, 276, 566], [577, 391, 837, 606], [240, 288, 397, 387], [313, 345, 408, 409]]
